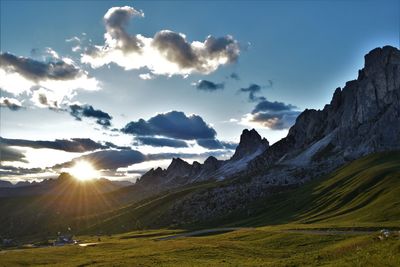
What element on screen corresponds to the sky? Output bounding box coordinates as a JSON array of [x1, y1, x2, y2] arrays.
[[0, 0, 399, 182]]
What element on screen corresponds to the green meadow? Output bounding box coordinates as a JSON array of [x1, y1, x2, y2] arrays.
[[1, 227, 399, 266], [1, 152, 399, 266]]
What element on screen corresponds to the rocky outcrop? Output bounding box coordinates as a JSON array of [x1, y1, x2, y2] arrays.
[[138, 128, 270, 188], [231, 129, 269, 161], [250, 45, 400, 171]]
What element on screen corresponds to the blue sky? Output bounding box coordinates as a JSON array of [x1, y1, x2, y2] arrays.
[[0, 0, 399, 182]]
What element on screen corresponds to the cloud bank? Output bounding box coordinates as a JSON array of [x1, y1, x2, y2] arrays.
[[122, 111, 216, 140], [0, 137, 109, 153], [0, 144, 27, 163], [81, 6, 240, 76], [0, 52, 99, 108]]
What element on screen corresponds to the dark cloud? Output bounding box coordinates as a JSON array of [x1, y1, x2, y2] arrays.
[[0, 52, 80, 82], [134, 137, 188, 148], [229, 72, 240, 80], [0, 97, 22, 111], [104, 142, 131, 150], [153, 30, 199, 69], [248, 99, 300, 130], [69, 104, 112, 127], [54, 149, 146, 170], [249, 111, 300, 130], [0, 137, 107, 153], [194, 80, 224, 91], [196, 139, 237, 150], [252, 99, 297, 113], [151, 32, 239, 73], [0, 144, 27, 162], [203, 35, 239, 63], [38, 93, 49, 106], [0, 165, 43, 176], [122, 111, 216, 140], [239, 81, 273, 102], [239, 84, 264, 102]]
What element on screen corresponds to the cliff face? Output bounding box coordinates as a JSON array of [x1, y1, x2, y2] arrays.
[[250, 46, 400, 171], [231, 129, 269, 161]]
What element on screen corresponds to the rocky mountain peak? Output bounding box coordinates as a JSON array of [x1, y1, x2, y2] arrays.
[[166, 157, 192, 177], [363, 46, 399, 77], [231, 129, 269, 161], [202, 156, 221, 172], [250, 45, 400, 171], [168, 157, 189, 169]]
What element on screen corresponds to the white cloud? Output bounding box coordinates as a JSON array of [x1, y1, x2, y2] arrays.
[[0, 52, 100, 108], [81, 6, 240, 77], [139, 73, 154, 80]]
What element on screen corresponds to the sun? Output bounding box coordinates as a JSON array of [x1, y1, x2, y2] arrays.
[[69, 161, 99, 181]]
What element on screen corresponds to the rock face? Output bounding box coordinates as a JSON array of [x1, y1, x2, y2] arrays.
[[154, 46, 400, 225], [138, 128, 270, 189], [250, 45, 400, 171], [231, 129, 269, 161]]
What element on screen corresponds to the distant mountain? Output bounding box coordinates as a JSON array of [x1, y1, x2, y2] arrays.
[[0, 173, 128, 197], [137, 128, 269, 190], [0, 180, 13, 188], [0, 180, 40, 188]]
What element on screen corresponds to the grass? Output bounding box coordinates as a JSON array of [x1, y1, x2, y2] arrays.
[[1, 227, 399, 266]]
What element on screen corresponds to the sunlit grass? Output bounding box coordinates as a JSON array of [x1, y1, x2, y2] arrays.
[[1, 227, 399, 266]]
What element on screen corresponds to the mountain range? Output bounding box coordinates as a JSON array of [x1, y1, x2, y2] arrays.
[[0, 46, 399, 238]]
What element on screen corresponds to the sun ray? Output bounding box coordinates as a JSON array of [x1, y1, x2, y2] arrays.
[[68, 161, 99, 181]]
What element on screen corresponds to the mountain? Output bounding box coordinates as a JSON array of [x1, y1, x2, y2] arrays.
[[113, 46, 400, 227], [137, 128, 269, 189], [0, 173, 126, 197], [250, 45, 400, 172], [0, 180, 14, 188]]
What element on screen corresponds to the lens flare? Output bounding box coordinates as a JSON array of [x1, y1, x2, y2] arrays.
[[69, 160, 99, 181]]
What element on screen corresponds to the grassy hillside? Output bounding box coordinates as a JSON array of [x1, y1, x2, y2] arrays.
[[82, 151, 400, 234], [222, 151, 400, 228]]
